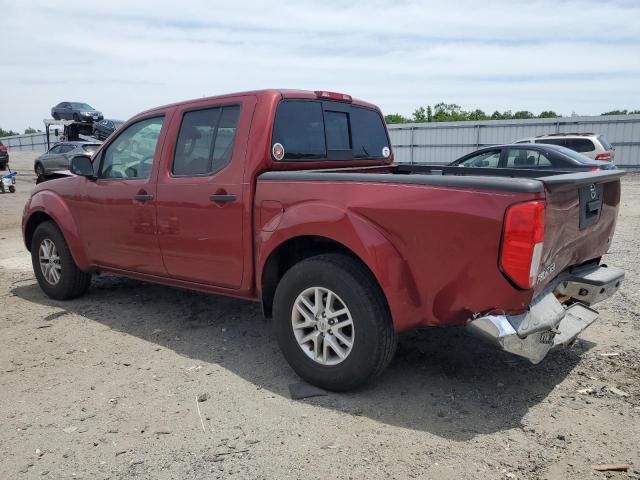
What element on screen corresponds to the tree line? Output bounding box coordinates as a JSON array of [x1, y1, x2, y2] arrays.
[[0, 127, 42, 137], [384, 103, 640, 124]]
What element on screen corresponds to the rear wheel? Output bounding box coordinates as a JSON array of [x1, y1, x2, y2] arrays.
[[31, 221, 91, 300], [273, 254, 397, 391]]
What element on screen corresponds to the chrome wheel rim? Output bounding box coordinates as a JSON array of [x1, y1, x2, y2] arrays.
[[291, 287, 354, 366], [38, 238, 62, 285]]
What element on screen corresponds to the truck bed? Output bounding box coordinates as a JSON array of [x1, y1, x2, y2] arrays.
[[257, 165, 623, 330]]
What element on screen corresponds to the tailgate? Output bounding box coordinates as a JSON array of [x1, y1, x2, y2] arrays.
[[535, 170, 624, 293]]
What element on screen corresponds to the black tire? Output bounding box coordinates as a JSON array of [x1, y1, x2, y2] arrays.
[[31, 221, 91, 300], [9, 186, 15, 193], [52, 113, 60, 120], [273, 253, 397, 391], [35, 162, 45, 177]]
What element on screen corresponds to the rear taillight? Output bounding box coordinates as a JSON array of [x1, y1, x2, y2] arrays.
[[0, 146, 7, 153], [314, 90, 352, 103], [595, 152, 612, 161], [500, 201, 545, 289]]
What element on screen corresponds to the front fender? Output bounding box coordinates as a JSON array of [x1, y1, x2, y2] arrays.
[[25, 190, 91, 271], [256, 201, 423, 332]]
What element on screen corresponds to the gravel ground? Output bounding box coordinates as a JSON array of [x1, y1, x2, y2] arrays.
[[0, 152, 638, 479]]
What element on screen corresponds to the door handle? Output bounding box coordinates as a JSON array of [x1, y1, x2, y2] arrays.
[[134, 193, 154, 202], [209, 194, 236, 203]]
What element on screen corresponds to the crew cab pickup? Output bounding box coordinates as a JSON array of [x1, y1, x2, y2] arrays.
[[22, 89, 624, 391]]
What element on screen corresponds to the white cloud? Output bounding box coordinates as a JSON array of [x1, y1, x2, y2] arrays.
[[1, 0, 639, 130]]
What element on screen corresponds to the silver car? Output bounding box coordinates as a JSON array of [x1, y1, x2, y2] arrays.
[[34, 142, 102, 176]]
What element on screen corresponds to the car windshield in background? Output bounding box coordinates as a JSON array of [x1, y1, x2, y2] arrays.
[[599, 135, 613, 150], [72, 103, 94, 110], [82, 144, 101, 154], [544, 144, 594, 163], [272, 100, 389, 161]]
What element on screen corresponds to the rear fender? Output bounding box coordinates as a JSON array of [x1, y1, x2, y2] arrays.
[[257, 201, 423, 332], [25, 191, 90, 270]]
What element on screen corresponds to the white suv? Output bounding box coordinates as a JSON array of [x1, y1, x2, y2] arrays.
[[514, 133, 615, 161]]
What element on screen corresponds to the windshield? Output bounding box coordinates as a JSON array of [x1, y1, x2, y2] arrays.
[[545, 144, 594, 164], [82, 144, 101, 154], [71, 103, 94, 110]]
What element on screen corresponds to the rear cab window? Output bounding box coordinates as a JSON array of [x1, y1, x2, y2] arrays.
[[272, 100, 390, 161]]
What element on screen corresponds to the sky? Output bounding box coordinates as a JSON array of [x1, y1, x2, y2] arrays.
[[1, 0, 639, 131]]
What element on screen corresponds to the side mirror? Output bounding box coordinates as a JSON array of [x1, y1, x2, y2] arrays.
[[70, 155, 95, 178]]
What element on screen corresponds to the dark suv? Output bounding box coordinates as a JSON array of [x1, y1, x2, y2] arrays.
[[0, 141, 9, 170], [51, 102, 104, 123]]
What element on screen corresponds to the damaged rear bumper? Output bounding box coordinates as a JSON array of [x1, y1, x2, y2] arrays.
[[467, 264, 624, 363]]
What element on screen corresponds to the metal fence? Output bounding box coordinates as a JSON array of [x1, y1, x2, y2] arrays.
[[0, 131, 61, 152], [387, 114, 640, 168]]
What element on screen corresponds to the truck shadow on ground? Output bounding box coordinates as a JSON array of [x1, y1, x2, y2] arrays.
[[12, 275, 591, 441]]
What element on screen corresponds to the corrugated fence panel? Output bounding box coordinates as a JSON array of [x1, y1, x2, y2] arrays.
[[388, 114, 640, 167]]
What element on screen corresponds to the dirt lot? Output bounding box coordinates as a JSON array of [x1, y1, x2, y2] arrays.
[[1, 151, 638, 479]]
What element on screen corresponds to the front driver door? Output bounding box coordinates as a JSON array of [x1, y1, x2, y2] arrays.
[[79, 115, 169, 275]]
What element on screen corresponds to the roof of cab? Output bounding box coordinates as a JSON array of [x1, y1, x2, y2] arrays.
[[136, 89, 379, 118]]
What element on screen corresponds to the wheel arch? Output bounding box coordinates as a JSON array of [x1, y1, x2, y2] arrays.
[[24, 192, 91, 270], [258, 220, 423, 332]]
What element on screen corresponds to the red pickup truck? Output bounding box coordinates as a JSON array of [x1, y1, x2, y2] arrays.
[[22, 89, 624, 391]]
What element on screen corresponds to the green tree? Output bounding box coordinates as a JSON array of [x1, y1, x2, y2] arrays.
[[384, 113, 410, 124], [432, 102, 467, 122], [601, 109, 628, 115], [412, 106, 429, 123], [24, 127, 41, 134], [538, 111, 559, 118], [0, 127, 19, 137], [467, 109, 488, 121], [513, 111, 535, 119]]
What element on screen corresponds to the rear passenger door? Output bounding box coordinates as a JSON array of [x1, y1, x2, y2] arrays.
[[155, 96, 256, 289]]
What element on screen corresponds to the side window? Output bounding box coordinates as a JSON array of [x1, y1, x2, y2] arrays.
[[536, 138, 565, 147], [99, 116, 164, 179], [48, 145, 63, 154], [172, 105, 240, 176], [272, 101, 326, 159], [60, 145, 75, 153], [506, 149, 552, 168], [565, 138, 595, 152], [459, 150, 501, 167]]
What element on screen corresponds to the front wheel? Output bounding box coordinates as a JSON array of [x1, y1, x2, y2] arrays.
[[273, 254, 397, 391], [35, 162, 45, 177], [31, 221, 91, 300]]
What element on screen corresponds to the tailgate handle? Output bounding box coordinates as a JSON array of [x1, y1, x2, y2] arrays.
[[587, 199, 602, 214]]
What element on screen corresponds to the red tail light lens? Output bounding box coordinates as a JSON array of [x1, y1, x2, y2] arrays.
[[314, 91, 352, 103], [595, 152, 612, 161], [500, 201, 545, 289]]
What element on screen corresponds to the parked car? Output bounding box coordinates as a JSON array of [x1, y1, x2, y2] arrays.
[[514, 133, 615, 161], [0, 140, 9, 170], [33, 141, 101, 177], [51, 102, 104, 123], [449, 143, 616, 171], [93, 119, 124, 141], [22, 89, 624, 391]]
